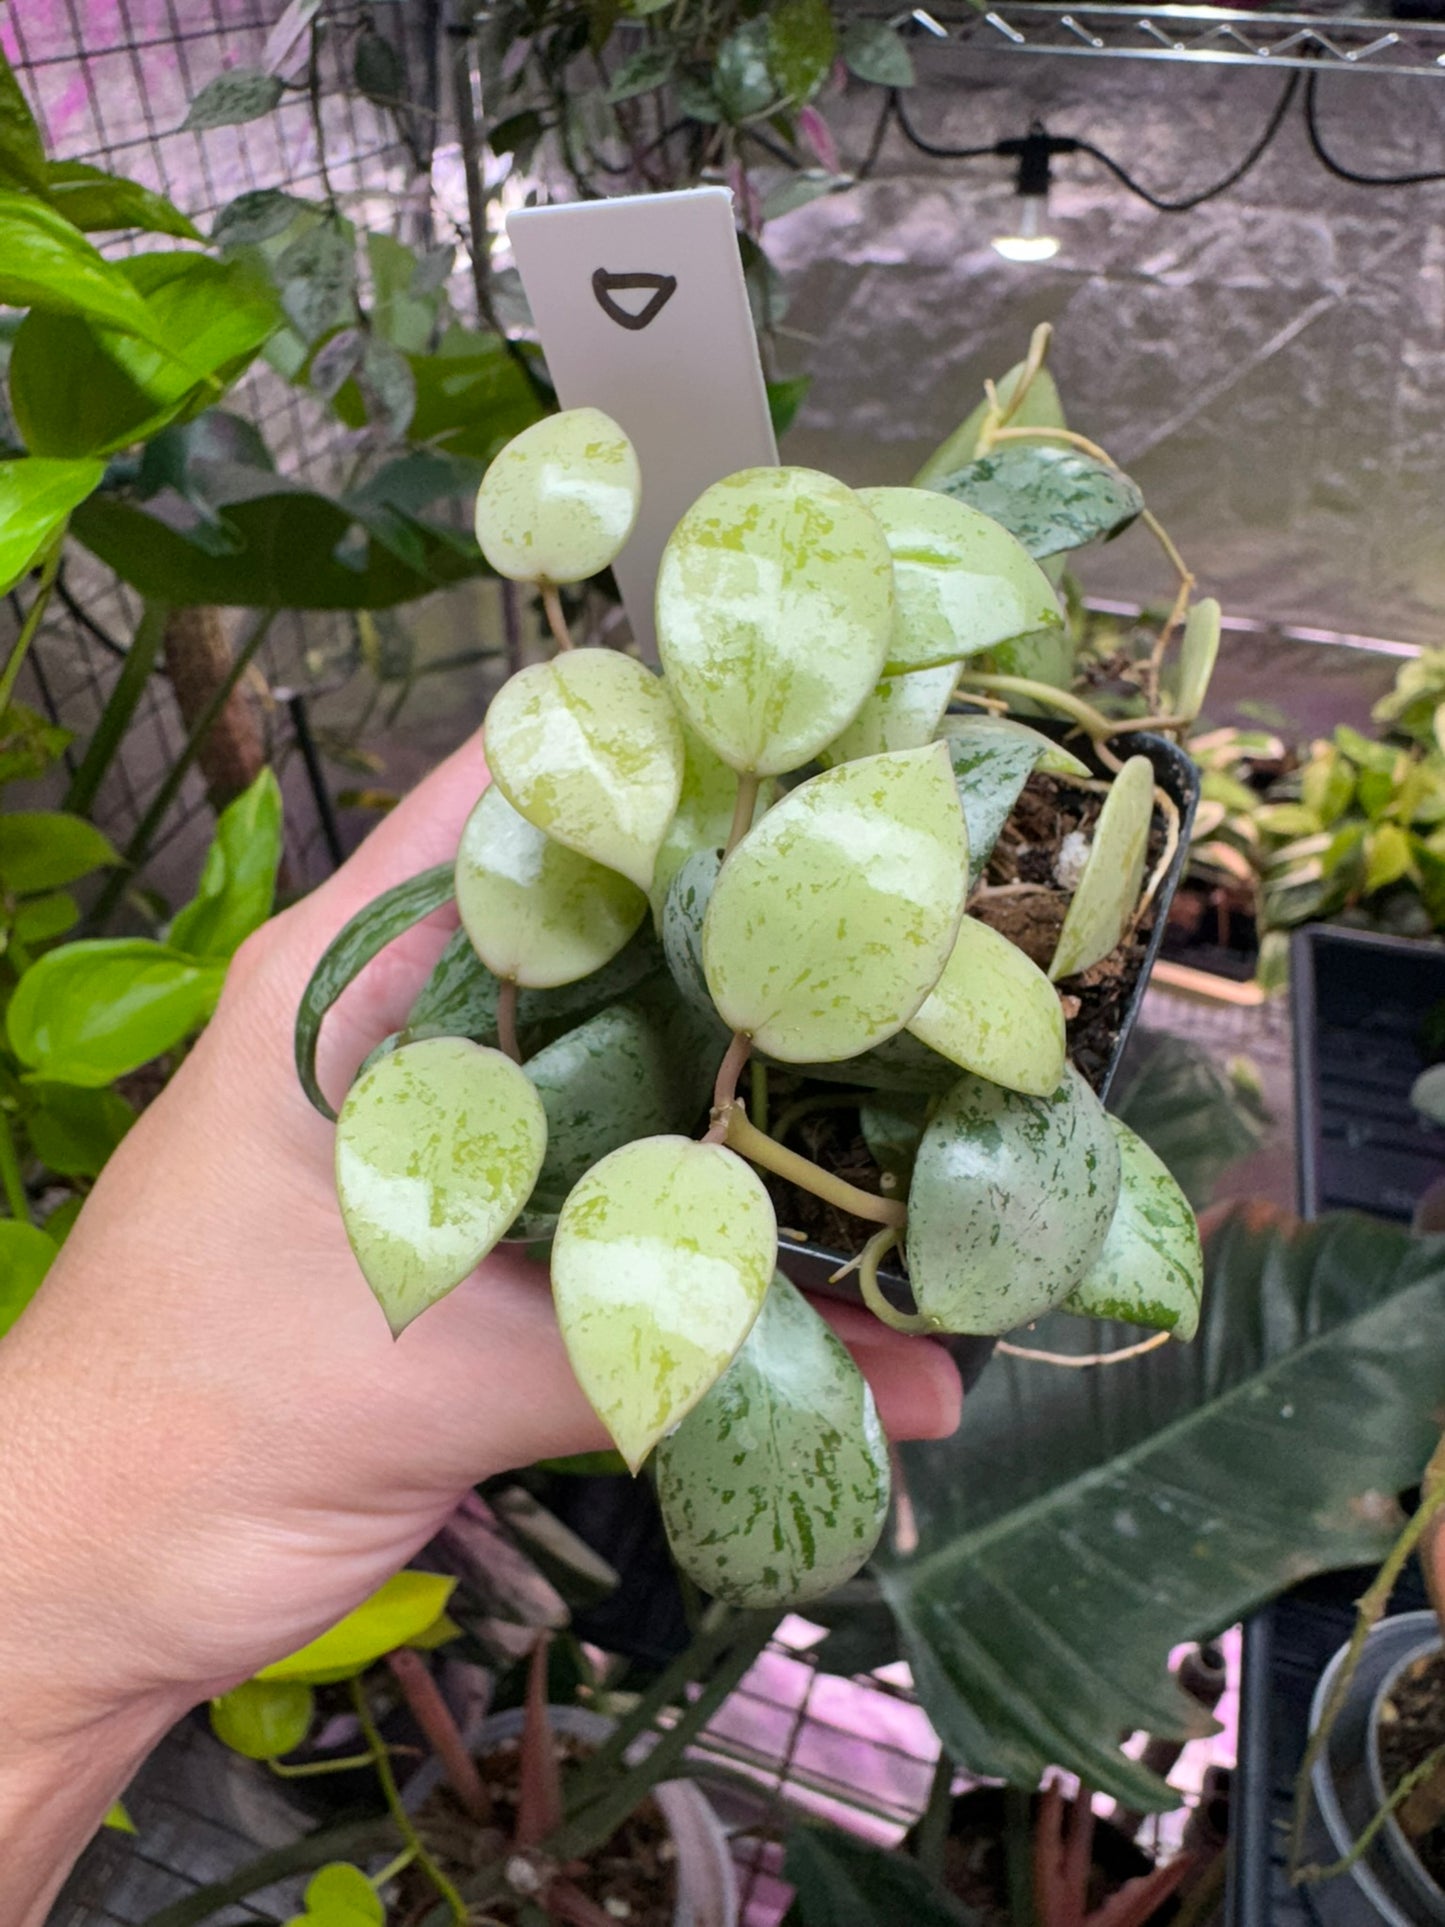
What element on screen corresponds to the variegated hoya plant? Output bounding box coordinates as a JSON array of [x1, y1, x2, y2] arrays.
[[296, 332, 1217, 1614]]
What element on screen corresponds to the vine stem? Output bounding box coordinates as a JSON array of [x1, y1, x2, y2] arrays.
[[720, 1105, 906, 1229], [348, 1675, 467, 1926], [857, 1225, 935, 1333], [0, 532, 64, 717], [996, 1330, 1172, 1368], [496, 979, 522, 1064], [0, 1110, 30, 1224], [726, 770, 761, 857], [1296, 1735, 1445, 1887], [953, 671, 1117, 743], [974, 321, 1054, 457], [540, 581, 574, 652]]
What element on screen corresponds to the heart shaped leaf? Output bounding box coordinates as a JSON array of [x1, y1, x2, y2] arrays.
[[285, 1864, 385, 1927], [657, 1273, 890, 1608], [940, 714, 1089, 885], [820, 663, 959, 767], [336, 1037, 547, 1335], [551, 1136, 777, 1471], [1172, 596, 1222, 723], [857, 487, 1063, 674], [1049, 754, 1155, 982], [703, 744, 968, 1063], [649, 718, 749, 924], [485, 650, 683, 889], [455, 786, 647, 989], [473, 405, 640, 584], [905, 1064, 1120, 1333], [209, 1679, 315, 1761], [931, 443, 1145, 560], [907, 914, 1066, 1096], [656, 465, 893, 776], [1061, 1117, 1203, 1339]]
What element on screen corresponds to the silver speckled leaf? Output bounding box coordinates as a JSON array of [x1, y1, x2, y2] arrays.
[[819, 662, 959, 768], [1061, 1117, 1203, 1339], [907, 914, 1066, 1097], [939, 713, 1089, 886], [473, 406, 640, 584]]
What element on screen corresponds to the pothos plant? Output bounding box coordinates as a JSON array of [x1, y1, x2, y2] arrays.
[[296, 341, 1215, 1620]]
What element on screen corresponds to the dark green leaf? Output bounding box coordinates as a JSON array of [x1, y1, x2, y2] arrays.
[[673, 72, 723, 123], [277, 220, 357, 343], [406, 920, 664, 1052], [716, 21, 776, 122], [0, 703, 71, 787], [211, 189, 310, 249], [859, 1094, 928, 1183], [1110, 1030, 1266, 1210], [767, 375, 811, 437], [0, 46, 46, 192], [0, 194, 167, 340], [783, 1826, 977, 1927], [933, 443, 1145, 560], [606, 47, 674, 103], [24, 1081, 135, 1178], [488, 110, 545, 158], [168, 769, 283, 960], [0, 457, 105, 596], [308, 327, 364, 401], [939, 715, 1087, 885], [792, 1026, 959, 1094], [42, 161, 200, 239], [294, 864, 455, 1121], [182, 70, 284, 132], [386, 330, 546, 463], [353, 31, 404, 105], [0, 811, 117, 894], [0, 1222, 56, 1338], [357, 337, 416, 437], [879, 1208, 1445, 1806], [840, 21, 916, 88], [768, 0, 837, 103], [7, 939, 226, 1085]]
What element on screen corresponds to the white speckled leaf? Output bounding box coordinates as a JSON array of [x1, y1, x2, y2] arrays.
[[473, 406, 640, 584], [485, 651, 684, 889], [905, 1064, 1121, 1333], [551, 1136, 777, 1472], [661, 846, 723, 1021], [657, 1274, 890, 1608], [702, 744, 968, 1064], [336, 1037, 547, 1336], [648, 718, 744, 926], [819, 663, 959, 767], [940, 714, 1089, 887], [656, 466, 893, 776], [1061, 1117, 1203, 1340], [455, 786, 646, 989], [1049, 755, 1155, 982], [908, 914, 1066, 1097], [856, 487, 1062, 675], [1172, 597, 1222, 723]]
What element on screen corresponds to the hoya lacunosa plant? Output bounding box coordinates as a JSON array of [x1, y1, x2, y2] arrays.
[[297, 382, 1206, 1613]]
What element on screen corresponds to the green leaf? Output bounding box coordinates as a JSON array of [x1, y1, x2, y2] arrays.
[[657, 466, 894, 777], [1172, 596, 1221, 722], [399, 328, 545, 463], [907, 914, 1066, 1096], [0, 194, 169, 340], [212, 188, 310, 249], [662, 847, 726, 1020], [474, 407, 640, 585], [939, 714, 1089, 886], [13, 891, 79, 946], [485, 652, 683, 890], [860, 1094, 928, 1184], [7, 940, 225, 1086], [768, 0, 837, 103], [209, 1679, 315, 1760], [0, 47, 46, 193], [715, 20, 776, 122], [290, 1864, 385, 1927], [294, 864, 454, 1122], [649, 720, 743, 926], [0, 812, 117, 894], [1365, 820, 1412, 895], [766, 374, 812, 435], [406, 921, 662, 1050], [819, 665, 958, 768], [0, 701, 71, 786], [551, 1136, 777, 1472], [657, 1274, 889, 1608], [455, 786, 648, 990], [25, 1082, 134, 1178], [169, 769, 282, 960], [101, 1801, 137, 1835], [0, 1221, 57, 1338], [1109, 1031, 1266, 1211], [1049, 755, 1154, 981], [183, 70, 284, 131], [702, 746, 968, 1064], [277, 219, 357, 342], [840, 21, 917, 89], [1060, 1117, 1202, 1338], [259, 1571, 458, 1685], [931, 443, 1144, 561], [783, 1827, 976, 1927], [606, 46, 675, 102], [354, 30, 403, 104], [880, 1208, 1445, 1805], [42, 161, 200, 239], [905, 1065, 1120, 1333], [914, 360, 1067, 491], [857, 487, 1062, 674], [0, 457, 104, 596], [336, 1037, 547, 1336]]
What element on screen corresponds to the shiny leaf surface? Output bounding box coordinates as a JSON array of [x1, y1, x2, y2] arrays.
[[819, 664, 958, 768], [703, 745, 968, 1063], [859, 1094, 928, 1183], [662, 846, 723, 1020], [0, 47, 46, 192], [168, 768, 282, 960], [932, 443, 1144, 560], [0, 194, 168, 340], [1049, 755, 1155, 981], [551, 1136, 776, 1471], [25, 1082, 134, 1179], [258, 1572, 458, 1684], [473, 406, 639, 584], [940, 714, 1089, 885], [209, 1680, 315, 1761], [784, 1826, 977, 1927], [286, 1864, 385, 1927], [906, 1065, 1120, 1333], [0, 457, 105, 596], [41, 160, 200, 238], [336, 1038, 546, 1335], [1061, 1117, 1203, 1338], [907, 914, 1066, 1096], [7, 940, 225, 1087], [657, 466, 893, 776]]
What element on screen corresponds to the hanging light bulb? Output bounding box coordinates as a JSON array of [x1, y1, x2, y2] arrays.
[[992, 126, 1061, 263]]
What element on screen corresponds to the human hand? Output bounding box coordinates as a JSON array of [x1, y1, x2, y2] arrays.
[[0, 727, 961, 1918]]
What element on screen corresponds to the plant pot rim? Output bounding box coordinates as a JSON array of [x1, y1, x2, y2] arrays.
[[1366, 1619, 1445, 1923]]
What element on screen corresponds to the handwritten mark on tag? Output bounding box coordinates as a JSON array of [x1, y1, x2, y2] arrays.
[[592, 269, 677, 332]]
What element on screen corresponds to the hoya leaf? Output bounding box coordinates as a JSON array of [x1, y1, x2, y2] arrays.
[[7, 940, 225, 1086], [714, 19, 775, 121], [455, 786, 647, 990], [294, 863, 455, 1121], [406, 922, 663, 1050], [657, 466, 894, 777], [939, 711, 1089, 780], [768, 0, 837, 103], [941, 712, 1090, 885], [211, 188, 310, 249], [840, 20, 916, 88], [0, 47, 46, 192], [474, 406, 640, 584], [209, 1679, 315, 1760], [183, 70, 284, 131], [913, 361, 1067, 490], [25, 1082, 134, 1179], [794, 1028, 960, 1094], [702, 745, 967, 1064], [0, 195, 170, 342], [336, 1037, 546, 1336], [649, 719, 743, 925], [42, 161, 200, 239], [0, 457, 105, 596], [0, 812, 117, 895], [1172, 597, 1222, 723], [857, 487, 1062, 674], [0, 1222, 57, 1338], [906, 1065, 1121, 1333], [658, 1274, 889, 1608], [1049, 755, 1155, 981], [259, 1571, 458, 1685], [819, 664, 958, 768], [932, 443, 1144, 561], [907, 915, 1066, 1097], [168, 769, 283, 960], [662, 847, 724, 1021], [859, 1094, 928, 1184], [485, 651, 683, 890], [1061, 1117, 1202, 1339], [551, 1136, 776, 1472]]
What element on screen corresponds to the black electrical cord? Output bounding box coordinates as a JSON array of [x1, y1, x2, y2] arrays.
[[1303, 70, 1445, 187], [890, 87, 1001, 161]]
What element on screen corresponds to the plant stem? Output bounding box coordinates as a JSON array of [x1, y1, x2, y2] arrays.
[[1297, 1736, 1445, 1886], [387, 1647, 492, 1826], [517, 1634, 563, 1848], [975, 322, 1053, 456], [0, 1109, 31, 1224], [372, 1847, 418, 1890], [497, 978, 522, 1064], [915, 1748, 954, 1879], [725, 771, 760, 856], [349, 1675, 467, 1926], [954, 672, 1115, 743], [564, 1603, 738, 1796], [712, 1032, 752, 1115], [65, 601, 169, 816], [857, 1225, 936, 1334], [540, 581, 574, 652], [995, 1331, 1173, 1368], [0, 533, 64, 718], [749, 1058, 769, 1134], [1004, 1785, 1038, 1927], [769, 1089, 870, 1151], [269, 1749, 381, 1778], [138, 1818, 401, 1927], [720, 1104, 906, 1228]]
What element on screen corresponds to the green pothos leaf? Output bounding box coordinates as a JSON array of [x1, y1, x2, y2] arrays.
[[1049, 755, 1155, 982], [258, 1571, 458, 1685], [0, 457, 105, 597], [1061, 1116, 1202, 1338], [210, 1679, 315, 1761], [0, 1222, 57, 1338], [658, 1274, 889, 1608], [932, 442, 1144, 561]]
